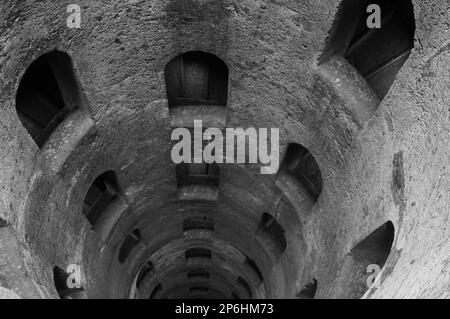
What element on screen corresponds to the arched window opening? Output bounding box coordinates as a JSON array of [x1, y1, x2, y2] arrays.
[[136, 261, 154, 289], [320, 0, 415, 99], [187, 270, 210, 280], [118, 229, 142, 264], [149, 283, 163, 299], [244, 256, 264, 283], [16, 51, 81, 147], [236, 277, 252, 299], [257, 213, 287, 254], [230, 292, 240, 299], [52, 266, 85, 299], [83, 171, 119, 229], [339, 221, 395, 298], [165, 51, 228, 109], [185, 248, 212, 260], [176, 163, 220, 187], [183, 216, 215, 232], [282, 144, 322, 202], [297, 279, 317, 299], [189, 286, 209, 293]]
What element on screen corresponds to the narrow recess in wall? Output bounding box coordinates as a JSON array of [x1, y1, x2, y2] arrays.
[[53, 266, 85, 299], [257, 213, 287, 254], [16, 50, 82, 148], [320, 0, 415, 100], [185, 248, 212, 260], [183, 216, 215, 232], [118, 229, 142, 264], [149, 283, 163, 299], [187, 270, 210, 280], [189, 286, 209, 293], [176, 163, 220, 187], [165, 51, 228, 109], [244, 256, 264, 283], [236, 276, 252, 298], [230, 292, 240, 299], [282, 144, 322, 202], [136, 261, 154, 289], [297, 279, 317, 299], [83, 171, 119, 229], [339, 221, 395, 298]]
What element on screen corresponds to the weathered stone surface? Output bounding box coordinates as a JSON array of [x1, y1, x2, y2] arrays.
[[0, 0, 449, 299]]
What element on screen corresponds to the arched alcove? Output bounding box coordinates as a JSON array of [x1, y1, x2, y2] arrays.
[[16, 50, 82, 147], [297, 279, 317, 299], [83, 171, 119, 228], [118, 229, 142, 264], [336, 221, 395, 298], [165, 51, 229, 109], [185, 248, 212, 260], [320, 0, 415, 99], [256, 213, 287, 255], [176, 163, 220, 187], [136, 261, 154, 290], [281, 144, 323, 202], [149, 283, 163, 299], [183, 216, 215, 232]]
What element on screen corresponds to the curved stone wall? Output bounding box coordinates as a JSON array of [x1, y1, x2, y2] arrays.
[[0, 0, 449, 299]]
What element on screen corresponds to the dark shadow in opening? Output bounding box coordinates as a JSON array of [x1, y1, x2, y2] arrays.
[[118, 229, 142, 264], [185, 248, 212, 260], [136, 261, 154, 289], [297, 279, 317, 299], [83, 171, 119, 229], [16, 50, 82, 147], [165, 51, 228, 108], [320, 0, 415, 99], [282, 144, 322, 202], [257, 213, 287, 254], [176, 163, 220, 187], [183, 216, 215, 232], [338, 221, 395, 298]]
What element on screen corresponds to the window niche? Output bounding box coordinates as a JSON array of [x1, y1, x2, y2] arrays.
[[236, 276, 252, 299], [16, 50, 84, 148], [282, 144, 323, 202], [165, 51, 229, 127], [183, 216, 215, 232], [337, 221, 395, 298], [296, 279, 317, 299], [165, 51, 228, 109], [187, 270, 210, 280], [320, 0, 415, 100], [244, 256, 264, 283], [136, 261, 154, 290], [176, 163, 220, 187], [185, 248, 212, 260], [83, 171, 119, 227], [189, 286, 209, 293], [118, 229, 142, 264], [256, 213, 287, 256], [149, 283, 163, 299], [175, 162, 221, 201]]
